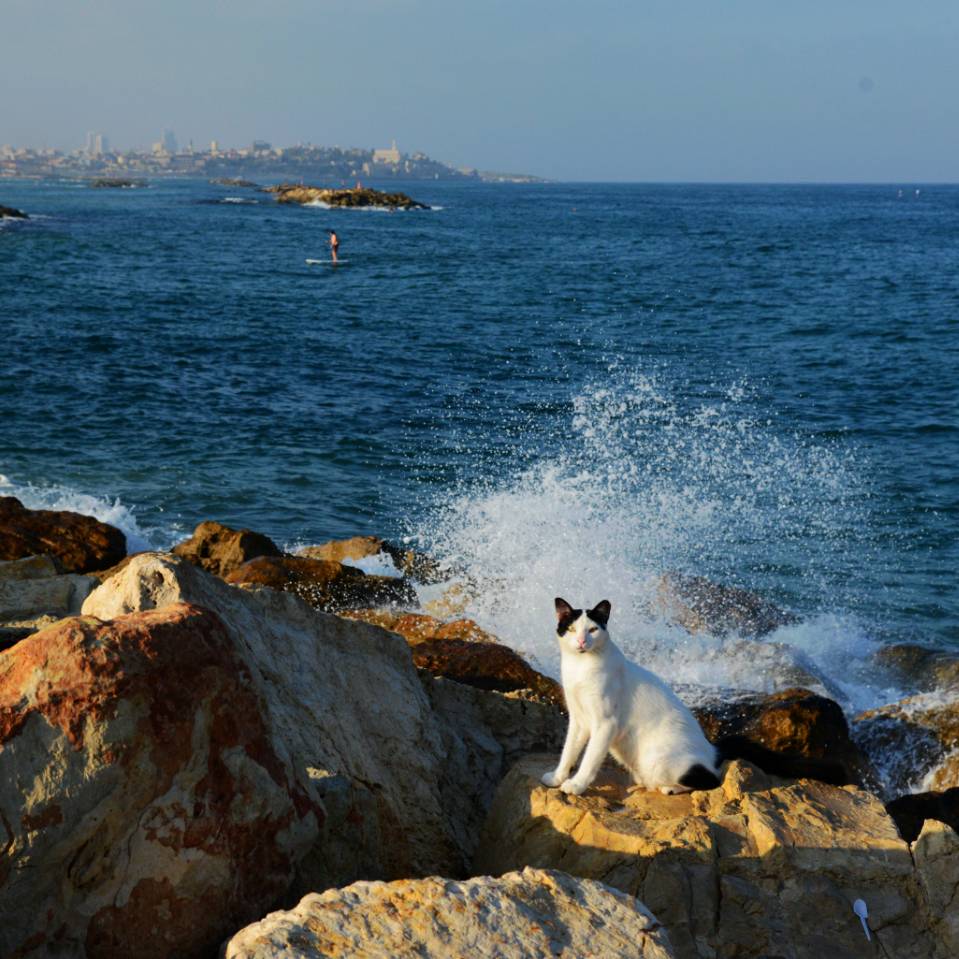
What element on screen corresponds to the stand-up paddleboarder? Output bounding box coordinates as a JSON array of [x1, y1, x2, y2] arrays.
[[328, 229, 340, 263]]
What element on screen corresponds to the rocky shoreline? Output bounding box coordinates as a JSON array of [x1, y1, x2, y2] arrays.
[[1, 496, 957, 957]]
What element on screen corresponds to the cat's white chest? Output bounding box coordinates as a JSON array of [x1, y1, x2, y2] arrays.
[[561, 653, 621, 724]]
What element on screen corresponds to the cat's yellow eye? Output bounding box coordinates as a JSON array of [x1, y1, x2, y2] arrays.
[[588, 626, 598, 634]]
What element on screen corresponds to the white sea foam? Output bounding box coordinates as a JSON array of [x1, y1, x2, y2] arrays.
[[305, 200, 438, 212], [0, 475, 157, 554], [221, 197, 258, 204], [413, 367, 898, 713]]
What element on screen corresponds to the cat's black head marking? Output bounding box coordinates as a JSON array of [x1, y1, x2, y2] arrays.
[[588, 600, 612, 627], [554, 597, 582, 635]]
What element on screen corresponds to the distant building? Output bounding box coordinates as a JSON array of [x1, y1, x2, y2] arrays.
[[210, 140, 219, 155], [372, 139, 401, 165], [161, 129, 178, 154], [252, 140, 272, 153], [85, 131, 108, 157]]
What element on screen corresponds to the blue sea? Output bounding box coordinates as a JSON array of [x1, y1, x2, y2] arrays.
[[2, 178, 957, 708]]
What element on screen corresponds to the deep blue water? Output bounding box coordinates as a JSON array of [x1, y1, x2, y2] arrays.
[[2, 178, 957, 669]]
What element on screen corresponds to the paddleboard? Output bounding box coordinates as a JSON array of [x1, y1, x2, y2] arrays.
[[306, 258, 349, 265]]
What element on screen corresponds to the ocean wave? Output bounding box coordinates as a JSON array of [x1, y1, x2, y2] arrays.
[[0, 475, 158, 554], [412, 367, 896, 713], [305, 200, 439, 212]]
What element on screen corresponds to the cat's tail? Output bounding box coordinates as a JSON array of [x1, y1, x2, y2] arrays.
[[715, 735, 851, 786]]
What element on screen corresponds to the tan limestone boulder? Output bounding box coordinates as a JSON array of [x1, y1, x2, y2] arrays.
[[421, 677, 566, 859], [476, 755, 952, 959], [173, 519, 282, 577], [0, 569, 96, 622], [0, 496, 126, 573], [0, 603, 318, 959], [913, 819, 959, 956], [222, 867, 675, 959], [225, 554, 417, 612], [81, 553, 462, 883]]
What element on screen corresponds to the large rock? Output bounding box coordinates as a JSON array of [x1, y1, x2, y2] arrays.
[[855, 692, 959, 794], [340, 608, 500, 645], [655, 571, 799, 638], [421, 677, 566, 860], [913, 819, 959, 956], [0, 570, 96, 622], [875, 643, 959, 692], [342, 608, 562, 702], [222, 867, 675, 959], [80, 554, 463, 880], [225, 554, 416, 612], [0, 496, 126, 573], [0, 603, 318, 959], [173, 520, 282, 577], [886, 787, 959, 843], [476, 756, 954, 959], [695, 686, 873, 787], [0, 554, 62, 580], [0, 204, 28, 219], [298, 535, 444, 582]]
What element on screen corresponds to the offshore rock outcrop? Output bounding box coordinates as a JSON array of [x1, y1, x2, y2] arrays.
[[0, 204, 28, 219], [267, 184, 430, 209]]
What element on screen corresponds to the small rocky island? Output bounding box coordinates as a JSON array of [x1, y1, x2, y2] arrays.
[[88, 177, 148, 188], [267, 183, 430, 210], [210, 177, 260, 188]]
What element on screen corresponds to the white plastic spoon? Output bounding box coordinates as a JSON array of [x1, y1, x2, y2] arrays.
[[853, 899, 871, 941]]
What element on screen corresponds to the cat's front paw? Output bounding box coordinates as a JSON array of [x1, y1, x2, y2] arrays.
[[541, 771, 563, 788], [560, 778, 586, 796]]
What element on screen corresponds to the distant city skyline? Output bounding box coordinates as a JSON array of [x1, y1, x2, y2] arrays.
[[2, 1, 957, 182]]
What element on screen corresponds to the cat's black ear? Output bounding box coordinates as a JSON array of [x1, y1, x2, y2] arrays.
[[589, 600, 611, 626], [555, 597, 574, 621]]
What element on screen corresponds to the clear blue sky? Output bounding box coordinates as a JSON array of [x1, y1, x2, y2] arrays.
[[3, 0, 957, 181]]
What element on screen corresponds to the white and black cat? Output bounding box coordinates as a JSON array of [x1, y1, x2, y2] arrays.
[[542, 597, 848, 796]]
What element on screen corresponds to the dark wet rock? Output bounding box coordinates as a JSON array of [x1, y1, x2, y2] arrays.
[[696, 686, 871, 787], [298, 535, 445, 583], [411, 639, 563, 704], [887, 787, 959, 843], [875, 643, 959, 692], [0, 497, 126, 573], [225, 555, 416, 612], [88, 178, 147, 188], [173, 520, 282, 578], [0, 204, 28, 219], [856, 693, 959, 795], [655, 571, 799, 638]]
